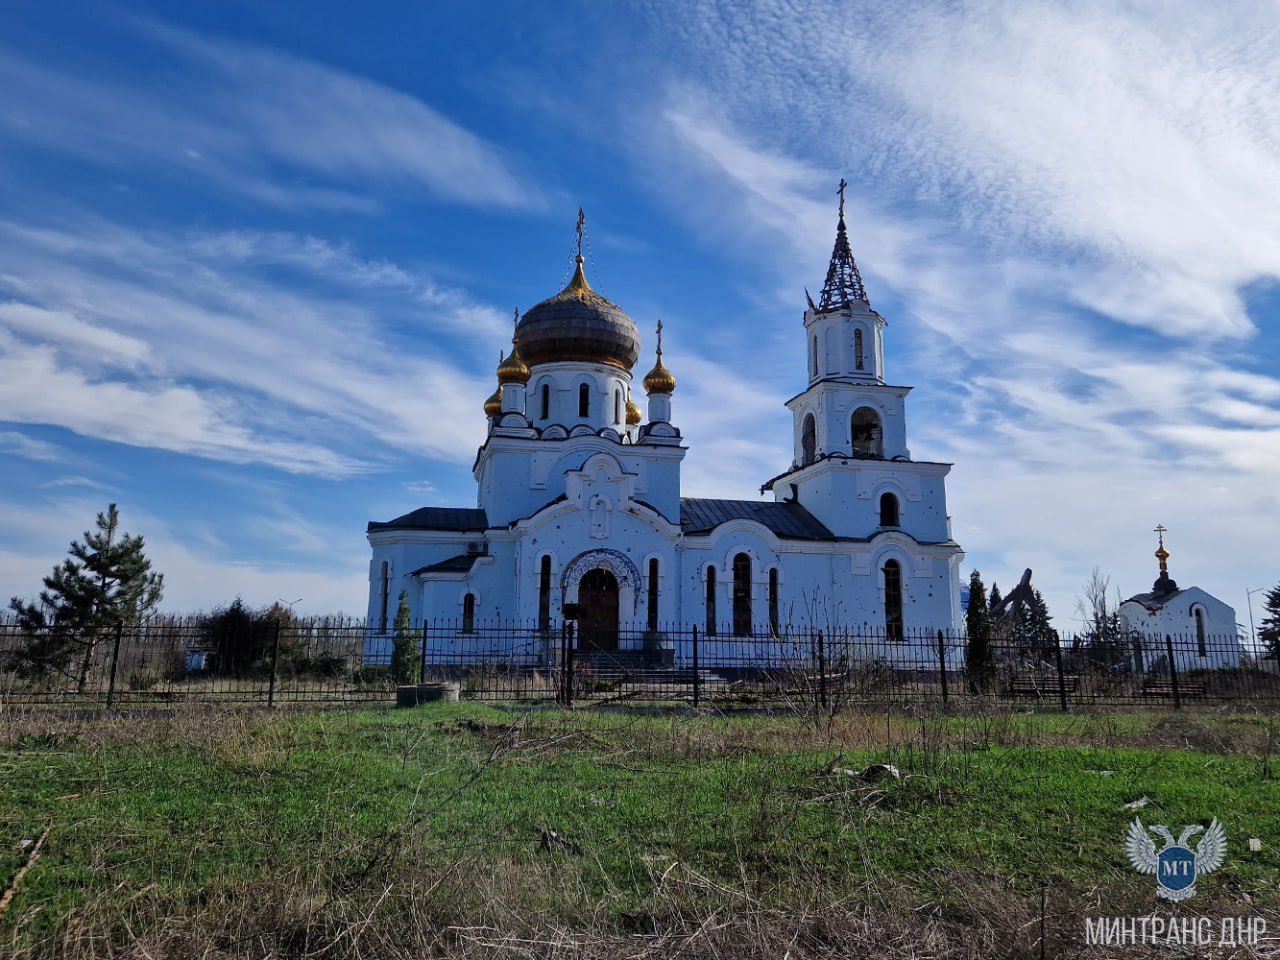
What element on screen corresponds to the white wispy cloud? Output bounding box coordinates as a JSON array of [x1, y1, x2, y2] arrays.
[[0, 216, 495, 475], [0, 23, 539, 212]]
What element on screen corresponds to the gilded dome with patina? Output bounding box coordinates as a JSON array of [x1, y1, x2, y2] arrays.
[[496, 338, 530, 385], [482, 386, 502, 418], [625, 389, 642, 425], [515, 255, 640, 371]]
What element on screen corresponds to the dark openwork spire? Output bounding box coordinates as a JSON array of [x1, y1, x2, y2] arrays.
[[816, 178, 869, 312]]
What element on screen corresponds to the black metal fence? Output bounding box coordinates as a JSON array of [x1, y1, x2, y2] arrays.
[[1, 615, 1275, 711]]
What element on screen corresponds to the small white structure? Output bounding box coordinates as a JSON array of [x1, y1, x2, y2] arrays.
[[1118, 527, 1240, 671], [366, 194, 965, 663]]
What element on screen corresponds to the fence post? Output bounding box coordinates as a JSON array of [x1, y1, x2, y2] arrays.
[[565, 621, 575, 707], [267, 618, 282, 708], [937, 630, 949, 709], [1165, 634, 1181, 710], [105, 621, 124, 711], [816, 629, 828, 715], [419, 622, 429, 684], [1054, 636, 1069, 712], [691, 625, 700, 709]]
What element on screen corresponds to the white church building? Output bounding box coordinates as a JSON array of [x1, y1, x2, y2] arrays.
[[366, 196, 965, 658]]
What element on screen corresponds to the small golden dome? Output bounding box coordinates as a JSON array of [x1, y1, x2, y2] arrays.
[[642, 319, 676, 395], [483, 386, 502, 418], [625, 388, 642, 426], [496, 334, 530, 386]]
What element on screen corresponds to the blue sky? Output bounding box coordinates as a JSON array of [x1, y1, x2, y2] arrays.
[[2, 0, 1278, 628]]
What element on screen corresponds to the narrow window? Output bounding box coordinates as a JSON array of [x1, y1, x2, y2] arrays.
[[705, 567, 717, 636], [379, 561, 390, 633], [879, 492, 900, 527], [768, 568, 780, 636], [810, 336, 818, 378], [614, 388, 621, 424], [538, 556, 552, 634], [732, 552, 752, 636], [647, 558, 659, 632], [855, 328, 864, 370], [462, 593, 476, 634], [1195, 607, 1207, 657], [801, 414, 817, 466], [883, 560, 904, 642], [540, 383, 550, 420], [578, 383, 590, 418]]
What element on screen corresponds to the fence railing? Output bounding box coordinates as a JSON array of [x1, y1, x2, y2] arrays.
[[0, 616, 1274, 710]]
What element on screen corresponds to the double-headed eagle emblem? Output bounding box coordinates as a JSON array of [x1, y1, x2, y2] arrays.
[[1125, 817, 1227, 901]]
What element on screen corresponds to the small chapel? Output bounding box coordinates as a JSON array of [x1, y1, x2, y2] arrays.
[[366, 191, 965, 652]]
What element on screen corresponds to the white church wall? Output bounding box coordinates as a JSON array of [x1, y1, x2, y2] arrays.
[[1119, 588, 1241, 671]]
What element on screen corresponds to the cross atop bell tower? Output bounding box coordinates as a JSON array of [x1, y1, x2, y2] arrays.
[[817, 178, 869, 312]]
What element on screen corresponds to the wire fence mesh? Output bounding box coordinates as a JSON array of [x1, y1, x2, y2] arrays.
[[0, 615, 1274, 710]]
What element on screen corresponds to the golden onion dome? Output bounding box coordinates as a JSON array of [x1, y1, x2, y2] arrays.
[[483, 385, 502, 418], [642, 319, 676, 395], [625, 388, 642, 426], [496, 336, 530, 385]]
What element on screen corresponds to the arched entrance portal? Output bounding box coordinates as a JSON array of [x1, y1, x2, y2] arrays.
[[578, 568, 619, 650]]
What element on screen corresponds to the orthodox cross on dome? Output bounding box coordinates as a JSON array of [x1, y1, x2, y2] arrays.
[[1154, 523, 1170, 573], [817, 178, 870, 312], [575, 207, 585, 262], [656, 318, 664, 357]]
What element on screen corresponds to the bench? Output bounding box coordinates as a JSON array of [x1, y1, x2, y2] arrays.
[[1006, 674, 1079, 697], [1141, 679, 1207, 699]]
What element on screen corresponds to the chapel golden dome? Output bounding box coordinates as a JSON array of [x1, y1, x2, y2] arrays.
[[625, 388, 642, 426], [642, 319, 676, 395]]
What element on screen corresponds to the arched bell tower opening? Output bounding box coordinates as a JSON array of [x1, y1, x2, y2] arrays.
[[801, 414, 817, 466], [851, 407, 883, 459]]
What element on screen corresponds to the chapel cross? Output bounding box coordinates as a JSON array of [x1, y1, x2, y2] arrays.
[[575, 207, 585, 260], [837, 177, 848, 219], [656, 318, 664, 357]]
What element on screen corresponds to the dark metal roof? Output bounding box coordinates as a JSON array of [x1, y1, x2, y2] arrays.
[[367, 507, 488, 533], [1124, 573, 1183, 611], [411, 553, 483, 576], [679, 498, 835, 540]]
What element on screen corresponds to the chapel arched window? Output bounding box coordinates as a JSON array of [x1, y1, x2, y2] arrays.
[[1194, 606, 1207, 657], [855, 329, 864, 371], [538, 556, 552, 635], [705, 567, 717, 636], [768, 568, 780, 636], [462, 593, 476, 634], [579, 383, 590, 418], [647, 557, 659, 633], [540, 383, 550, 420]]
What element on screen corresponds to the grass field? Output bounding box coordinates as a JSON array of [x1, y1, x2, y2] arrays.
[[1, 704, 1278, 958]]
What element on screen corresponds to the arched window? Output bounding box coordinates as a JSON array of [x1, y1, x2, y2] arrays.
[[705, 567, 717, 636], [810, 336, 818, 378], [1194, 606, 1207, 657], [801, 414, 817, 466], [647, 558, 659, 632], [851, 406, 883, 458], [378, 561, 390, 633], [879, 492, 900, 527], [462, 593, 476, 634], [538, 556, 552, 634], [883, 560, 903, 642], [578, 383, 590, 418], [854, 328, 864, 370], [732, 552, 752, 636], [540, 383, 550, 420], [614, 388, 622, 424], [768, 567, 780, 636]]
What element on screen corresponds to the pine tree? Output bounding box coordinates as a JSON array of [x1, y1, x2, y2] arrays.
[[8, 503, 163, 690], [1259, 582, 1280, 661], [965, 569, 995, 692], [987, 583, 1003, 614], [390, 592, 419, 685]]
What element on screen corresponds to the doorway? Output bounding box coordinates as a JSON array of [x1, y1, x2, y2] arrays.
[[577, 568, 619, 650]]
